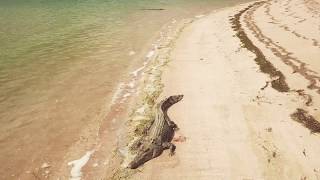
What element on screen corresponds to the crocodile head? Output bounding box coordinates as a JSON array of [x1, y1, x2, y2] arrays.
[[160, 94, 184, 114], [172, 94, 184, 102]]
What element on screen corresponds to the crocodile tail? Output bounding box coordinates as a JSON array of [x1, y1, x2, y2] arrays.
[[160, 95, 184, 111]]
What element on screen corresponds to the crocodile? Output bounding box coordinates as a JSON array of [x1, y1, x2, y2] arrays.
[[128, 94, 184, 169]]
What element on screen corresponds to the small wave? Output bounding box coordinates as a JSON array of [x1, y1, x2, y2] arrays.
[[67, 150, 95, 180], [146, 50, 155, 59], [131, 66, 145, 77], [110, 83, 126, 105]]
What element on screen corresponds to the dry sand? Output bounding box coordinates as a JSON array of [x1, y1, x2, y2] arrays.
[[130, 0, 320, 179]]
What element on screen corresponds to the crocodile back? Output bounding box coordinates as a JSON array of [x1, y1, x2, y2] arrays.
[[149, 95, 183, 143], [149, 106, 168, 143]]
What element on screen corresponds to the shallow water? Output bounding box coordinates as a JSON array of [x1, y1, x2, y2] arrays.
[[0, 0, 250, 178]]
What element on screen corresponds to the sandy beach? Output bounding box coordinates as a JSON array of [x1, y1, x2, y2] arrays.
[[125, 0, 320, 179], [3, 0, 320, 179]]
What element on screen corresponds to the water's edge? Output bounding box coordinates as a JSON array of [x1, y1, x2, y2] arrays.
[[108, 16, 201, 180]]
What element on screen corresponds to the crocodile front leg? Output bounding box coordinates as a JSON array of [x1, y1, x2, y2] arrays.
[[167, 119, 178, 129], [162, 142, 176, 156]]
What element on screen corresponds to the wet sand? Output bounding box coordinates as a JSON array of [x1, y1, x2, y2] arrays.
[[129, 0, 320, 179]]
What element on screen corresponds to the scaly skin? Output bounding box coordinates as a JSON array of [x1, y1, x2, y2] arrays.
[[128, 95, 183, 169]]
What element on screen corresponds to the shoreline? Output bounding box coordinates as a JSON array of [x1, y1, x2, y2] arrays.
[[107, 1, 257, 179], [105, 17, 197, 180], [6, 1, 251, 178], [60, 16, 200, 180], [79, 4, 258, 179]]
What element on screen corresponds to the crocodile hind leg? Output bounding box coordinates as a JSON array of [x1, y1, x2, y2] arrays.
[[162, 142, 176, 156]]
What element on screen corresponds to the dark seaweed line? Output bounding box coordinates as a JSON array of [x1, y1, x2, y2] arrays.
[[291, 108, 320, 133], [243, 1, 320, 95], [239, 1, 320, 132], [244, 1, 317, 106], [230, 1, 290, 92]]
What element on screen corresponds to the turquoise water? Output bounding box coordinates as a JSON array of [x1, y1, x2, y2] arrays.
[[0, 0, 231, 114], [0, 0, 248, 131], [0, 0, 250, 178]]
